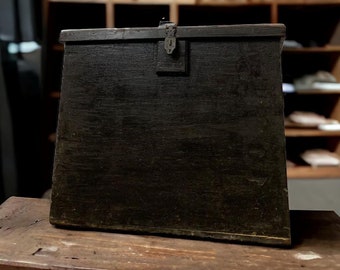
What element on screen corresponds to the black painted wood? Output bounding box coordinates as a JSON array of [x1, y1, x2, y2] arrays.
[[59, 24, 286, 42], [50, 24, 291, 247]]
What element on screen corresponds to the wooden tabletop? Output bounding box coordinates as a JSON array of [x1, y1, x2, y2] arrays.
[[0, 196, 339, 269]]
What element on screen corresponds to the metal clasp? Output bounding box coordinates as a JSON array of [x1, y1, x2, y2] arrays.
[[164, 23, 177, 55]]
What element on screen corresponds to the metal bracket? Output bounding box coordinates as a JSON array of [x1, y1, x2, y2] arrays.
[[157, 21, 188, 75], [164, 23, 177, 55]]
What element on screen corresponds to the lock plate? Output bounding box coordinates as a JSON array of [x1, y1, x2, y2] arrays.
[[156, 40, 188, 75], [156, 22, 188, 75], [164, 24, 177, 54]]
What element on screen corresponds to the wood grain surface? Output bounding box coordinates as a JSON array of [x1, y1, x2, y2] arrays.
[[51, 25, 290, 246], [59, 24, 286, 42], [1, 197, 340, 270]]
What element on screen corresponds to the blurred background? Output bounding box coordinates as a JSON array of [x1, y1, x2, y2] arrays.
[[0, 0, 43, 201], [0, 0, 339, 214]]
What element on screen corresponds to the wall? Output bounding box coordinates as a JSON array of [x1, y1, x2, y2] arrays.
[[288, 179, 340, 215]]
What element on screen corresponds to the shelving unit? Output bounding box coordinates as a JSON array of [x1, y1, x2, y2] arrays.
[[42, 0, 340, 185], [285, 129, 340, 137], [279, 1, 340, 179]]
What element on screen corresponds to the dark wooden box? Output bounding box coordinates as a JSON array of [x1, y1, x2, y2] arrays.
[[50, 23, 291, 246]]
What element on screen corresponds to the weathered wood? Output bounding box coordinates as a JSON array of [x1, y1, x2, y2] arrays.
[[51, 24, 290, 246], [1, 197, 340, 270], [59, 24, 286, 42]]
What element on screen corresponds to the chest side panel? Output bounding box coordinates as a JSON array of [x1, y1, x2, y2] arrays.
[[50, 37, 290, 245]]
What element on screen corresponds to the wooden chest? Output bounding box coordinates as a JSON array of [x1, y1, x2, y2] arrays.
[[50, 23, 291, 246]]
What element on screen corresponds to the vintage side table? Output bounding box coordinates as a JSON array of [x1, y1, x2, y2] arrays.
[[0, 197, 339, 269]]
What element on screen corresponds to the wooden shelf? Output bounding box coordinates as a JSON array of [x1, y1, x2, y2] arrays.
[[196, 0, 273, 6], [49, 0, 340, 6], [283, 46, 340, 53], [294, 90, 340, 94], [49, 0, 195, 3], [276, 0, 340, 5], [198, 0, 340, 5], [287, 165, 340, 179], [284, 89, 340, 95], [113, 0, 195, 4], [49, 0, 107, 3], [285, 128, 340, 137]]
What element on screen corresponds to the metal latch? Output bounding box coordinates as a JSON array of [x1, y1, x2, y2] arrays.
[[156, 21, 188, 75], [164, 23, 177, 55]]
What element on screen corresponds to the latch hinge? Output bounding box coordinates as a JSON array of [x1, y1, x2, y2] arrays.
[[157, 21, 188, 75], [164, 23, 177, 55]]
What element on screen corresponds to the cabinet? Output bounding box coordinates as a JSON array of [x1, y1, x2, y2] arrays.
[[279, 2, 340, 178], [42, 0, 340, 186]]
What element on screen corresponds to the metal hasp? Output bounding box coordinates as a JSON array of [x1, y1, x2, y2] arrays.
[[156, 20, 187, 75], [164, 23, 177, 54]]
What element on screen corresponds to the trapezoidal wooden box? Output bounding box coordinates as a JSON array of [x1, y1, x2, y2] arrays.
[[50, 23, 291, 247]]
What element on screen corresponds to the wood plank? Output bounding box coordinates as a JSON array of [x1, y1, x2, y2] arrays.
[[0, 197, 340, 269], [294, 90, 340, 94], [112, 0, 195, 4], [59, 24, 286, 42], [196, 0, 272, 6], [287, 166, 340, 178], [276, 0, 340, 4], [49, 0, 108, 3], [48, 0, 340, 4], [271, 2, 278, 23], [169, 2, 179, 24], [106, 0, 114, 28], [333, 50, 340, 82], [285, 128, 340, 137], [283, 46, 340, 53]]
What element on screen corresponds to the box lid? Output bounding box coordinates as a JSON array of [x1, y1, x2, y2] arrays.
[[59, 23, 286, 43]]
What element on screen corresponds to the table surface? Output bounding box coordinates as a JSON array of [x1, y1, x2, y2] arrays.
[[0, 196, 339, 270]]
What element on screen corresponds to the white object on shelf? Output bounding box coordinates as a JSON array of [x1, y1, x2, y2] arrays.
[[283, 40, 303, 48], [311, 82, 340, 91], [318, 123, 340, 131], [288, 111, 338, 127], [301, 149, 340, 167], [294, 71, 339, 91], [282, 83, 295, 93]]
